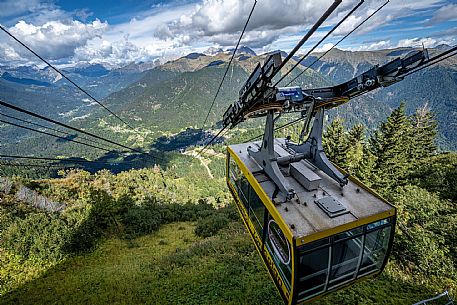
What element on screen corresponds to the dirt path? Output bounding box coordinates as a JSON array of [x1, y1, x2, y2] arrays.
[[183, 150, 214, 178]]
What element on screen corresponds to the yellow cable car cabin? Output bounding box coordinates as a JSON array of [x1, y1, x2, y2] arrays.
[[218, 51, 414, 304], [226, 138, 396, 305]]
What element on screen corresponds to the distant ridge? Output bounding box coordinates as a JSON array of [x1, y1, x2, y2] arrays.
[[226, 46, 256, 56], [1, 72, 52, 87], [203, 45, 256, 56], [184, 53, 207, 60], [64, 63, 110, 77]]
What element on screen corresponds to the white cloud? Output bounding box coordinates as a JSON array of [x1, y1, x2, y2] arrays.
[[156, 0, 356, 47], [427, 3, 457, 24], [396, 37, 454, 48], [352, 40, 393, 51], [0, 44, 23, 61], [7, 19, 108, 60], [0, 0, 455, 67], [347, 36, 455, 52], [315, 43, 335, 52], [74, 36, 162, 65]]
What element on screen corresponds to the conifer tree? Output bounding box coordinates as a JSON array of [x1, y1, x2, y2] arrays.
[[409, 103, 437, 162], [369, 102, 412, 188], [323, 117, 348, 166], [346, 123, 365, 173]]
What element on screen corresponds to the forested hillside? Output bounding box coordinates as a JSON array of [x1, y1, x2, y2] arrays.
[[1, 47, 456, 161]]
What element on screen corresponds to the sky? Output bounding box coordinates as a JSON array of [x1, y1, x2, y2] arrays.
[[0, 0, 456, 67]]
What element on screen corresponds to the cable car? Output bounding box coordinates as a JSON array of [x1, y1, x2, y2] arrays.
[[217, 50, 439, 304], [226, 138, 395, 304]]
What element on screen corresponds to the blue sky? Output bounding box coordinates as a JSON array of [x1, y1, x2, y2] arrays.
[[0, 0, 456, 67]]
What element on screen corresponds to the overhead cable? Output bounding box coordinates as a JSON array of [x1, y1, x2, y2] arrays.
[[0, 112, 112, 147], [0, 99, 145, 155], [286, 0, 390, 86], [197, 126, 229, 156], [275, 0, 365, 86], [247, 0, 342, 114], [200, 0, 342, 153], [270, 0, 342, 80], [203, 0, 257, 126], [0, 118, 114, 153], [245, 117, 305, 143], [403, 46, 457, 77], [0, 162, 74, 169], [0, 154, 132, 165], [0, 24, 138, 133]]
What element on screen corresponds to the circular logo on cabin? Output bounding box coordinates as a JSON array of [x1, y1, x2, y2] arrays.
[[267, 219, 291, 265]]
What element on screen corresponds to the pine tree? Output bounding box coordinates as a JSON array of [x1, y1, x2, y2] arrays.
[[346, 123, 365, 173], [323, 117, 348, 166], [369, 102, 412, 189], [409, 103, 437, 162]]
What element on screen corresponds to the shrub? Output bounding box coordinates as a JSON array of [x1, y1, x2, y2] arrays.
[[1, 212, 71, 263], [195, 213, 229, 238]]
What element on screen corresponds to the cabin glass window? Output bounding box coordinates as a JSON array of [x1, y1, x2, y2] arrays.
[[297, 217, 393, 302], [228, 156, 249, 209], [359, 226, 391, 276], [298, 246, 329, 299], [228, 157, 239, 188], [328, 235, 363, 288], [249, 188, 264, 235], [237, 175, 250, 208]]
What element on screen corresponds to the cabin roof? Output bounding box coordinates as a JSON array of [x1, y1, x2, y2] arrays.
[[229, 139, 395, 242]]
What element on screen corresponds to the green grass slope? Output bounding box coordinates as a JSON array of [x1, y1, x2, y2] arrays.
[[1, 220, 449, 305]]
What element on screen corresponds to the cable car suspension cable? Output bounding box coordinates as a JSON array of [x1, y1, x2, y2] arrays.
[[0, 100, 147, 155], [0, 24, 139, 135], [274, 0, 365, 87], [0, 162, 75, 169], [245, 0, 343, 118], [269, 0, 343, 83], [201, 0, 343, 154], [0, 154, 135, 165], [286, 0, 390, 86], [0, 112, 114, 148], [203, 0, 257, 126], [0, 118, 116, 153], [197, 125, 229, 156], [245, 116, 305, 143], [403, 45, 457, 77]]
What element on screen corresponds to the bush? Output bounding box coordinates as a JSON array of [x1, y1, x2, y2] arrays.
[[121, 201, 217, 237], [2, 212, 71, 263], [123, 205, 163, 236], [195, 213, 230, 238], [390, 185, 455, 280]]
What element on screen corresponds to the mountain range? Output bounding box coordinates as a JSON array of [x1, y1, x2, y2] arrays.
[[0, 45, 456, 159]]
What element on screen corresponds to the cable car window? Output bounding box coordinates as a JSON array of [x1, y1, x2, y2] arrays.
[[366, 218, 390, 231], [329, 235, 363, 287], [228, 157, 250, 209], [300, 238, 330, 253], [265, 218, 292, 290], [334, 227, 363, 241], [236, 175, 249, 207], [359, 226, 391, 276], [228, 157, 239, 188], [249, 188, 264, 235], [298, 246, 329, 300]]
